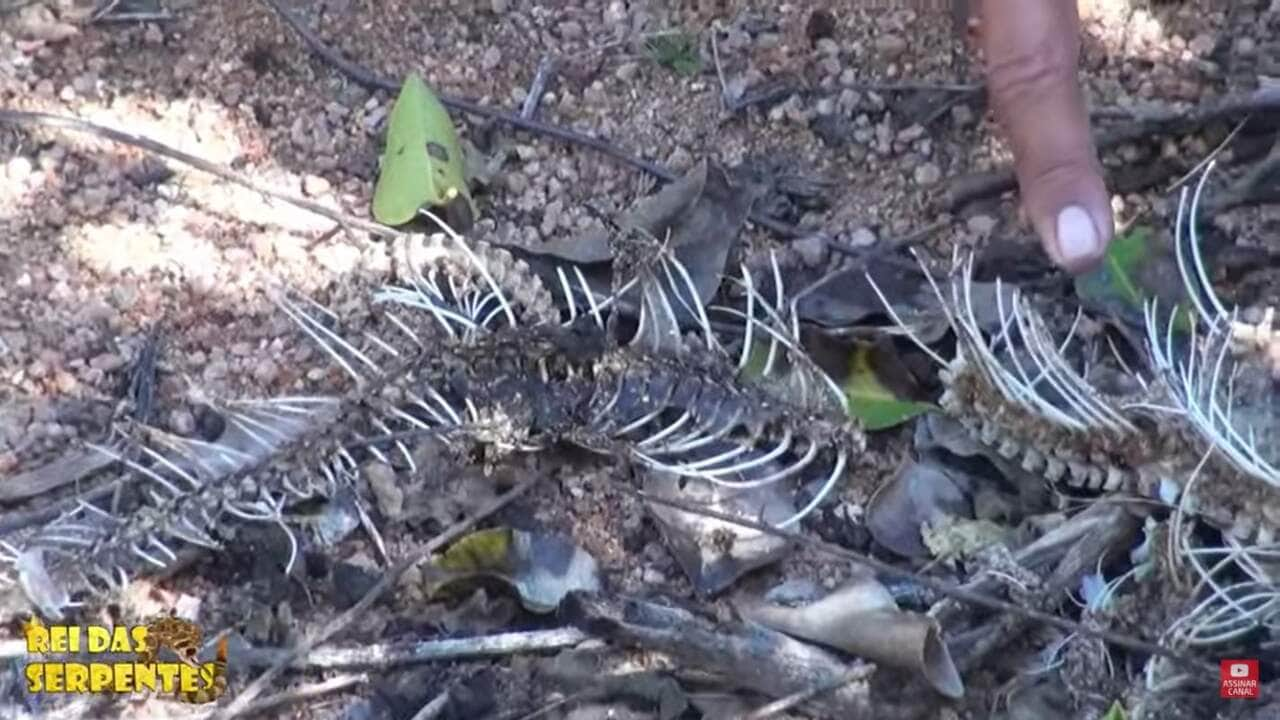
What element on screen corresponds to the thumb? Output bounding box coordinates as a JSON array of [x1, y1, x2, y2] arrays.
[[978, 0, 1113, 273]]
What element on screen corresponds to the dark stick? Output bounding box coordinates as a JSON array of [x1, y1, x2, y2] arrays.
[[258, 0, 674, 182], [945, 85, 1280, 211], [256, 0, 821, 243]]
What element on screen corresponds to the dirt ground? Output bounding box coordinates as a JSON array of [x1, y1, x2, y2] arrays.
[[1, 0, 1279, 718]]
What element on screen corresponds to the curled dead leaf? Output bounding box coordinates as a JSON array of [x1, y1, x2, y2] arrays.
[[738, 573, 964, 699], [644, 468, 793, 595]]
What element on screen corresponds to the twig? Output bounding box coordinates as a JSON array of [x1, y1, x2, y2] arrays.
[[917, 86, 983, 127], [739, 666, 874, 720], [255, 0, 812, 242], [480, 54, 557, 181], [824, 219, 952, 275], [710, 23, 729, 112], [232, 628, 590, 670], [520, 56, 556, 120], [510, 692, 585, 720], [822, 81, 983, 94], [212, 475, 540, 719], [88, 0, 121, 20], [951, 505, 1138, 673], [0, 479, 121, 535], [0, 110, 401, 240], [929, 501, 1133, 626], [614, 482, 1212, 674], [1164, 117, 1249, 193], [92, 11, 174, 22], [408, 690, 452, 720], [1208, 134, 1280, 212], [568, 594, 877, 717], [945, 85, 1280, 211], [0, 447, 116, 502], [258, 0, 673, 181], [220, 673, 368, 719]]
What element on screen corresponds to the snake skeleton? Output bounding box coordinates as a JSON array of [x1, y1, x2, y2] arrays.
[[0, 168, 1275, 704], [0, 223, 865, 624]]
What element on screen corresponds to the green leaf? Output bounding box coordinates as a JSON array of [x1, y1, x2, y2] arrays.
[[371, 72, 476, 228], [1074, 225, 1191, 333], [1100, 700, 1128, 720], [645, 32, 702, 77], [738, 337, 774, 380], [842, 345, 933, 431]]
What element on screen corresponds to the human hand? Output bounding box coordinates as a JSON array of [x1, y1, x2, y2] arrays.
[[976, 0, 1113, 272]]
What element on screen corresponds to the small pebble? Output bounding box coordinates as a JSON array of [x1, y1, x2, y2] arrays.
[[966, 214, 997, 236], [603, 1, 626, 25], [641, 567, 666, 585], [794, 235, 829, 267], [89, 353, 125, 372], [667, 146, 693, 172], [365, 462, 404, 518], [504, 171, 528, 195], [557, 20, 583, 41], [913, 161, 942, 186], [6, 156, 33, 182], [1188, 33, 1215, 56], [615, 62, 639, 82], [169, 408, 196, 435], [252, 358, 279, 385], [874, 34, 907, 59], [847, 227, 877, 247], [302, 173, 331, 197]]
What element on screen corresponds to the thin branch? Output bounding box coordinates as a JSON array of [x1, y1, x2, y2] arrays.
[[0, 478, 121, 535], [0, 110, 401, 240], [0, 447, 116, 503], [615, 482, 1212, 674], [520, 56, 556, 120], [1164, 117, 1248, 194], [741, 666, 875, 720], [255, 0, 815, 242], [232, 628, 590, 670], [219, 673, 368, 719], [1207, 135, 1280, 212], [408, 690, 452, 720], [211, 474, 540, 719], [258, 0, 674, 182], [946, 85, 1280, 211]]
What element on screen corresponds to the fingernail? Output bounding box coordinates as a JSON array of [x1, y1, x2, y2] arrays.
[[1056, 205, 1099, 264]]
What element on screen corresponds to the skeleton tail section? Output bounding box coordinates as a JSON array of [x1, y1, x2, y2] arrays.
[[868, 169, 1279, 649], [0, 232, 552, 620]]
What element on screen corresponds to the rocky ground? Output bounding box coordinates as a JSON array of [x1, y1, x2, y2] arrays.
[[1, 0, 1279, 718]]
